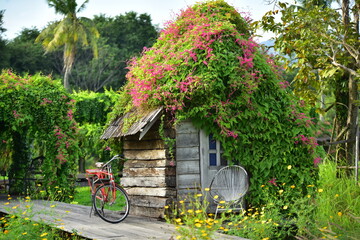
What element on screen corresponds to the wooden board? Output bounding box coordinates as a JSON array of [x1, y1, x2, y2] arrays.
[[0, 196, 247, 240]]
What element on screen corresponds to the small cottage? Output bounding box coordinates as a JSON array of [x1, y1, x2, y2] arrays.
[[100, 0, 321, 218], [101, 107, 225, 218]]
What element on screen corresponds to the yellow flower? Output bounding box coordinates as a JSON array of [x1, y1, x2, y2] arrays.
[[50, 205, 56, 208], [278, 190, 284, 195], [213, 195, 219, 199], [337, 212, 343, 217], [219, 200, 225, 204], [307, 184, 314, 187], [176, 236, 181, 240], [4, 202, 9, 205], [164, 205, 169, 209], [335, 194, 339, 197], [196, 193, 202, 197], [175, 218, 182, 223], [40, 233, 48, 237], [179, 200, 184, 204], [187, 209, 193, 213], [22, 232, 28, 235], [307, 195, 311, 198], [227, 209, 233, 213], [318, 189, 324, 193], [287, 165, 292, 170], [261, 184, 265, 187], [195, 209, 202, 214], [290, 185, 295, 189], [3, 230, 9, 234], [25, 196, 31, 200], [202, 233, 208, 236], [283, 206, 288, 210], [204, 188, 210, 191], [24, 218, 30, 220], [195, 223, 202, 228], [262, 238, 270, 240]]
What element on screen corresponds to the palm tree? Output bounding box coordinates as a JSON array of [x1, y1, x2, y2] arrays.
[[36, 0, 99, 90]]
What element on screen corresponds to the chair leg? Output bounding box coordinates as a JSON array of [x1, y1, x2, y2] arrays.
[[214, 204, 219, 219]]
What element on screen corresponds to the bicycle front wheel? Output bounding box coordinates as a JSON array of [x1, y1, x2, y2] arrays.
[[93, 184, 130, 223]]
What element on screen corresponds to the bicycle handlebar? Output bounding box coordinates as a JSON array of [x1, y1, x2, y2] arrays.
[[100, 155, 125, 170]]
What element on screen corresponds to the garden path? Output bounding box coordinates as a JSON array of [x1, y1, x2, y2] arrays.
[[0, 195, 246, 240]]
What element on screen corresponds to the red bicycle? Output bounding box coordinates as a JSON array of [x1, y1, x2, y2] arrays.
[[86, 155, 130, 223]]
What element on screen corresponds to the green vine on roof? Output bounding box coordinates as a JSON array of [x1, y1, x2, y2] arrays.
[[0, 70, 78, 200], [116, 0, 325, 206]]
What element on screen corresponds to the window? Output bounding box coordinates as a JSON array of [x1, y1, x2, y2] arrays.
[[208, 134, 227, 167]]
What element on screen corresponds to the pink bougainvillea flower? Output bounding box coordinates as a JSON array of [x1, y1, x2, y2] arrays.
[[313, 157, 322, 166], [268, 178, 277, 186]]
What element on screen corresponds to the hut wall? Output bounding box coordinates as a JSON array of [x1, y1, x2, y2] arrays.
[[121, 121, 176, 218], [175, 120, 201, 199]]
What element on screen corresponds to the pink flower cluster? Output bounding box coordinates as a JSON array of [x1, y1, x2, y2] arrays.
[[40, 98, 53, 105]]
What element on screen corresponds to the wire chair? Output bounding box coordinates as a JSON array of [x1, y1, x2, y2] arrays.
[[209, 165, 249, 216]]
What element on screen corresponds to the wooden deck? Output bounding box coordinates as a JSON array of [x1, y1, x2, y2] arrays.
[[0, 195, 246, 240]]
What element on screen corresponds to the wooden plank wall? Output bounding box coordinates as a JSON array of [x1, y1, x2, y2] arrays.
[[175, 120, 201, 200], [121, 121, 176, 218]]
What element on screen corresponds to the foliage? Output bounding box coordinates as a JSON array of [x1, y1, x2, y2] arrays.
[[71, 89, 120, 169], [36, 0, 100, 90], [165, 189, 227, 240], [0, 10, 9, 70], [258, 1, 359, 164], [112, 0, 324, 206], [69, 12, 158, 92], [4, 28, 61, 76], [223, 159, 360, 239], [311, 159, 360, 239], [0, 196, 85, 239], [0, 70, 78, 200]]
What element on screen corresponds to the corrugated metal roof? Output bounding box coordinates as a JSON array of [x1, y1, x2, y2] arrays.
[[101, 107, 163, 140]]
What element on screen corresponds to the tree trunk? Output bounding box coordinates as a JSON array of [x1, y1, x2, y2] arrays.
[[345, 74, 358, 165], [64, 67, 71, 91], [334, 76, 349, 161]]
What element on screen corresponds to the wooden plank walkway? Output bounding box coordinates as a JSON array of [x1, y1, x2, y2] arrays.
[[0, 195, 247, 240]]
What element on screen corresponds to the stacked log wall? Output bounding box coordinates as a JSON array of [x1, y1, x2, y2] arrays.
[[121, 121, 176, 218]]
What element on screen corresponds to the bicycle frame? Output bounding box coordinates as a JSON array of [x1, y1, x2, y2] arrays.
[[86, 155, 122, 203]]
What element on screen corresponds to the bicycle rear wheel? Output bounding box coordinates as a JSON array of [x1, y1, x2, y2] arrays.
[[93, 184, 130, 223]]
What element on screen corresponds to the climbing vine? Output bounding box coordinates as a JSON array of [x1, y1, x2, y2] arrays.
[[0, 70, 78, 201], [113, 0, 325, 206]]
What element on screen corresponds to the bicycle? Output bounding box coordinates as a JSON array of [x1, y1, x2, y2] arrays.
[[86, 155, 130, 223]]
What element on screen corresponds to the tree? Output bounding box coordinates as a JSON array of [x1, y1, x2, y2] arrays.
[[36, 0, 99, 90], [259, 0, 360, 164], [0, 10, 9, 69], [6, 28, 61, 75], [69, 12, 158, 91]]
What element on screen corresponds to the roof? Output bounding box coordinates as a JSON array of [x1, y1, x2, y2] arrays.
[[101, 107, 163, 140]]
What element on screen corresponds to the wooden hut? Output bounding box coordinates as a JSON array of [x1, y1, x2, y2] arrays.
[[101, 107, 226, 218]]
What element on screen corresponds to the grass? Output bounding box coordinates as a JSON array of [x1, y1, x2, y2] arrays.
[[72, 186, 92, 206]]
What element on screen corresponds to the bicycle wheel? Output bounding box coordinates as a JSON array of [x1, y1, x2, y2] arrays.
[[93, 184, 130, 223]]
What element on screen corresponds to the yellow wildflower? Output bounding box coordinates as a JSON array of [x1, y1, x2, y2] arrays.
[[204, 188, 210, 191], [318, 189, 324, 193], [287, 165, 292, 170], [40, 233, 48, 237], [337, 212, 343, 217], [290, 185, 295, 189], [195, 223, 202, 228]]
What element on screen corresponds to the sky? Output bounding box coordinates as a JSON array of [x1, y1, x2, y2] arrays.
[[1, 0, 280, 41]]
